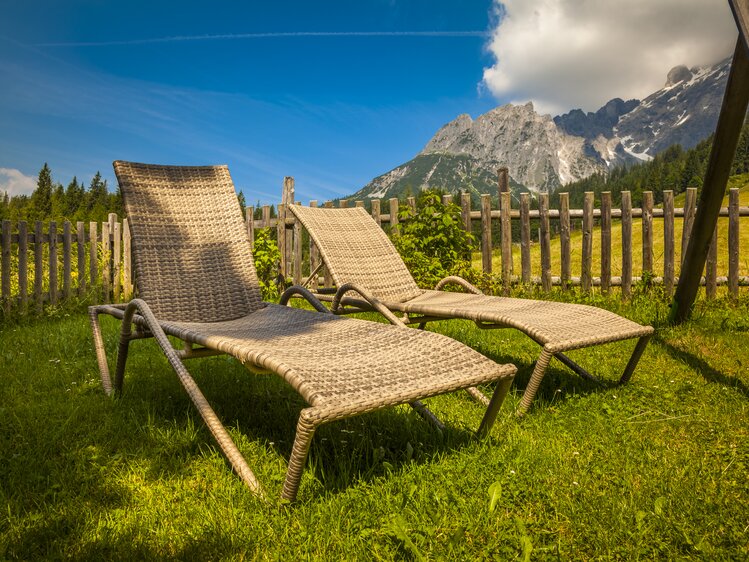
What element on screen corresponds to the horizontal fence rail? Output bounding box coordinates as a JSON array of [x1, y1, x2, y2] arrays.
[[269, 183, 748, 300]]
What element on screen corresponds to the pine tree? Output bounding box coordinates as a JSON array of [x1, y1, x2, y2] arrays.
[[31, 163, 53, 220], [50, 182, 66, 219], [237, 190, 247, 211], [65, 176, 85, 219], [86, 172, 109, 222], [0, 191, 8, 220]]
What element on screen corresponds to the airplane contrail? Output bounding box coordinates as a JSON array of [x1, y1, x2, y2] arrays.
[[36, 30, 489, 48]]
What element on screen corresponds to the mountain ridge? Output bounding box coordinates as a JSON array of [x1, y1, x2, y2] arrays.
[[350, 56, 731, 201]]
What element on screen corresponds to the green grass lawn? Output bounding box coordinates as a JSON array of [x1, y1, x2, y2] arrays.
[[475, 175, 749, 280], [1, 291, 748, 559]]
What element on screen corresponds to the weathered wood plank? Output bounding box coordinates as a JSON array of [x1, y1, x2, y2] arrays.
[[339, 199, 349, 209], [246, 206, 255, 250], [113, 221, 121, 302], [642, 191, 654, 275], [729, 187, 740, 297], [123, 219, 132, 299], [371, 199, 381, 226], [49, 221, 58, 305], [407, 196, 416, 215], [442, 194, 452, 207], [581, 192, 594, 292], [621, 191, 632, 297], [539, 193, 551, 292], [18, 221, 27, 311], [62, 221, 72, 300], [481, 194, 492, 274], [600, 192, 611, 293], [706, 223, 718, 299], [77, 221, 86, 295], [1, 220, 10, 314], [499, 191, 512, 293], [663, 190, 675, 295], [461, 192, 471, 233], [101, 221, 110, 303], [355, 200, 364, 208], [389, 198, 400, 236], [293, 205, 302, 286], [520, 193, 531, 284], [559, 192, 570, 290], [35, 222, 44, 311], [498, 167, 509, 197], [89, 222, 97, 297], [262, 205, 271, 229]]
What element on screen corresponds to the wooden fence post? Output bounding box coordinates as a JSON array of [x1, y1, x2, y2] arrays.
[[706, 224, 718, 299], [663, 191, 675, 295], [520, 193, 531, 284], [729, 187, 740, 298], [621, 191, 632, 297], [77, 222, 86, 295], [18, 221, 28, 311], [642, 191, 653, 276], [89, 222, 98, 299], [559, 193, 570, 291], [600, 192, 611, 293], [500, 191, 512, 294], [49, 221, 58, 305], [262, 205, 270, 229], [1, 220, 9, 314], [101, 221, 110, 303], [63, 221, 72, 300], [371, 199, 381, 226], [461, 192, 471, 232], [293, 203, 302, 286], [389, 198, 399, 236], [582, 192, 594, 292], [480, 194, 492, 273], [35, 222, 44, 311], [539, 193, 551, 292]]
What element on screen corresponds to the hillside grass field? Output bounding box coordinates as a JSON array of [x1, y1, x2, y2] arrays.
[[1, 289, 748, 559], [475, 175, 749, 282]]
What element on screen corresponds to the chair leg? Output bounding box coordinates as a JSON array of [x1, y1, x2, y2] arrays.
[[517, 347, 554, 417], [619, 335, 651, 385], [281, 411, 318, 502], [477, 377, 513, 437], [89, 307, 114, 396], [409, 400, 446, 432]]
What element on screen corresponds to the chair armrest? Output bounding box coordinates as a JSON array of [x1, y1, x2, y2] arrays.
[[279, 285, 332, 314], [332, 283, 407, 328], [434, 275, 484, 295]]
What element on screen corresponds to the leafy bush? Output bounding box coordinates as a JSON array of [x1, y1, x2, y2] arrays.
[[252, 229, 281, 301], [391, 190, 475, 287]]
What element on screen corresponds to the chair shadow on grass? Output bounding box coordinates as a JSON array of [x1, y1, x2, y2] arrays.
[[651, 334, 749, 400]]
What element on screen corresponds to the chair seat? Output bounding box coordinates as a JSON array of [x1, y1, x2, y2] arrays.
[[392, 291, 653, 351], [162, 304, 515, 422]]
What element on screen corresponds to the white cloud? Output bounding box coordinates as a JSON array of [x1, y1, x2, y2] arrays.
[[0, 168, 36, 197], [483, 0, 737, 115]]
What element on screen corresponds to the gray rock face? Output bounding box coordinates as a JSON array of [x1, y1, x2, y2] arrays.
[[615, 57, 730, 158], [352, 56, 730, 199]]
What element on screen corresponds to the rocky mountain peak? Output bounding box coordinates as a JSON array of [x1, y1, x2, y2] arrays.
[[666, 64, 694, 87]]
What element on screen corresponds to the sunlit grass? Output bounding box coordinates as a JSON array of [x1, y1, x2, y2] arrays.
[[1, 291, 748, 559]]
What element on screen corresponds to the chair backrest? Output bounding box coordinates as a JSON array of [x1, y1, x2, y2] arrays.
[[113, 161, 265, 322], [290, 205, 423, 303]]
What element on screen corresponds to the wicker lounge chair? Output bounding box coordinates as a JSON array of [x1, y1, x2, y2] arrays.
[[88, 162, 516, 502], [288, 205, 654, 415]]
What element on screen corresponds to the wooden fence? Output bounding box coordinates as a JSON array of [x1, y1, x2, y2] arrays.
[[263, 181, 749, 299], [0, 213, 132, 316], [2, 185, 747, 318]]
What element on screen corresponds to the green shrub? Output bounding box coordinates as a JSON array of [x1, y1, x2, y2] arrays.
[[252, 229, 281, 301], [391, 190, 475, 287]]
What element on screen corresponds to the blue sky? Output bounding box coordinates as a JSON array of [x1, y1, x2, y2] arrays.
[[0, 0, 736, 203]]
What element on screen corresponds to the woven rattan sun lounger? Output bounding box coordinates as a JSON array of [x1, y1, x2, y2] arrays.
[[288, 205, 654, 416], [89, 162, 516, 502]]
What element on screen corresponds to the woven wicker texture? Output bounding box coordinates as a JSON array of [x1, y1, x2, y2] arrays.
[[100, 161, 516, 500], [164, 304, 514, 421], [290, 206, 423, 303], [290, 204, 654, 415], [113, 161, 265, 323]]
